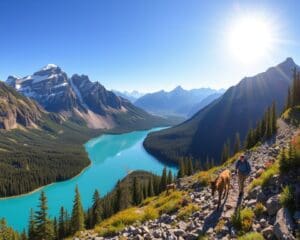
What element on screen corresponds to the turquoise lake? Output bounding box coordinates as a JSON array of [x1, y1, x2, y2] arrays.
[[0, 128, 177, 232]]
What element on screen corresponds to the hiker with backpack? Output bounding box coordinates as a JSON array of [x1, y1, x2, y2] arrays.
[[235, 155, 251, 197]]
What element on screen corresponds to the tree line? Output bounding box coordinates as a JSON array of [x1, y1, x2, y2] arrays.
[[286, 68, 300, 109]]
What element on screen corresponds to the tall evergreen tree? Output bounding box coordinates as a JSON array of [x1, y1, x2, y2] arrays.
[[160, 167, 167, 192], [115, 182, 131, 210], [233, 132, 241, 154], [186, 158, 194, 176], [58, 207, 65, 240], [20, 230, 27, 240], [34, 191, 54, 240], [91, 190, 102, 227], [271, 102, 277, 134], [132, 177, 142, 205], [147, 178, 154, 197], [286, 87, 292, 110], [142, 183, 148, 199], [221, 141, 230, 163], [64, 209, 70, 236], [70, 185, 85, 234], [28, 208, 36, 240], [177, 159, 185, 178], [167, 170, 173, 184], [53, 217, 58, 240]]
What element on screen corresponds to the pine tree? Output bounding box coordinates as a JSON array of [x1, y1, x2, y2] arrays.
[[203, 156, 208, 170], [71, 185, 85, 234], [147, 178, 154, 197], [286, 87, 292, 110], [177, 159, 185, 178], [271, 102, 277, 134], [153, 176, 161, 194], [221, 141, 230, 163], [91, 190, 102, 227], [143, 183, 148, 199], [28, 208, 36, 240], [64, 209, 70, 236], [34, 191, 54, 240], [279, 147, 288, 173], [53, 217, 58, 240], [186, 158, 194, 176], [20, 230, 27, 240], [167, 170, 173, 184], [133, 177, 142, 205], [160, 167, 167, 192], [233, 132, 241, 154], [194, 160, 201, 171], [58, 207, 65, 240], [116, 182, 131, 210]]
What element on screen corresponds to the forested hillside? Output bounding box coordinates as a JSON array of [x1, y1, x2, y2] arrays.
[[144, 58, 299, 164]]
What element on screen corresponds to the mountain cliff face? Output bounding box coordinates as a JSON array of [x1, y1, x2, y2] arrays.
[[0, 82, 44, 130], [7, 65, 169, 129], [144, 58, 300, 164], [134, 86, 223, 117]]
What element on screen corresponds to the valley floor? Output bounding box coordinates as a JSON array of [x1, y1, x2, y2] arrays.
[[75, 119, 299, 239]]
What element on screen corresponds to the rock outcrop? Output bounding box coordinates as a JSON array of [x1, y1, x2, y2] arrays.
[[0, 82, 44, 130]]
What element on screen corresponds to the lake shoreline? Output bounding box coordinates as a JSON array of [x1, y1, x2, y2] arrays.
[[0, 162, 92, 200]]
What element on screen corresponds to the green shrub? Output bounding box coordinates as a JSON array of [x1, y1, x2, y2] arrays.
[[240, 208, 254, 232], [237, 232, 264, 240], [280, 185, 295, 212], [177, 204, 200, 220], [279, 144, 300, 173], [231, 207, 255, 234], [248, 161, 279, 190], [142, 207, 159, 221], [253, 202, 266, 217]]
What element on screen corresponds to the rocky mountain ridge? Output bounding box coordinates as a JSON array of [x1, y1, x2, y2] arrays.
[[6, 64, 169, 129]]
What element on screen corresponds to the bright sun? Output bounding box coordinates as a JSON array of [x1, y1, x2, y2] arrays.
[[228, 15, 274, 63]]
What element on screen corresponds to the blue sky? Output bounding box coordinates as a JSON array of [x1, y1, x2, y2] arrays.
[[0, 0, 299, 92]]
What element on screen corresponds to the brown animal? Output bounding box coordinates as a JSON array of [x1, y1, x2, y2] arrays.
[[210, 169, 231, 209], [166, 183, 176, 194]]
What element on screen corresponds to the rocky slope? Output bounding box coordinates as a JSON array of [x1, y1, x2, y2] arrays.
[[144, 58, 300, 164], [6, 64, 171, 130], [76, 119, 299, 240], [0, 81, 45, 130]]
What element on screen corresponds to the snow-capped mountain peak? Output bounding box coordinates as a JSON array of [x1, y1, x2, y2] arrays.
[[41, 64, 59, 71]]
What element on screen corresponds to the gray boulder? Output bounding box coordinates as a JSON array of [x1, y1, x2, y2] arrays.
[[274, 208, 295, 240], [261, 225, 274, 240], [266, 194, 281, 216]]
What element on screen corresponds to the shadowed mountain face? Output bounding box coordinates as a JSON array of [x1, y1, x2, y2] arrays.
[[6, 65, 170, 130], [134, 86, 223, 118], [144, 58, 300, 164]]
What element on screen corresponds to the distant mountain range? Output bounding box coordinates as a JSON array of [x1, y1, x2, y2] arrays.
[[6, 64, 170, 130], [134, 86, 224, 118], [112, 90, 145, 102], [144, 58, 300, 164]]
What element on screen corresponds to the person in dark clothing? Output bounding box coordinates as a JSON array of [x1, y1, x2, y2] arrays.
[[235, 155, 251, 196]]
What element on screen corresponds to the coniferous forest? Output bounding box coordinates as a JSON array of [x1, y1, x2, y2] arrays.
[[8, 169, 173, 240]]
